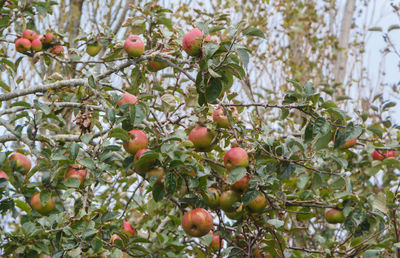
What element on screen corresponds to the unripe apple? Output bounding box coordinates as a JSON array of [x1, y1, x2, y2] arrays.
[[117, 93, 138, 106], [133, 149, 156, 175], [181, 208, 213, 237], [124, 35, 144, 57], [65, 164, 87, 185], [204, 188, 220, 209], [372, 149, 396, 160], [0, 170, 9, 180], [342, 138, 357, 148], [123, 129, 148, 155], [122, 221, 134, 237], [219, 190, 241, 212], [86, 41, 102, 57], [325, 208, 345, 224], [188, 126, 214, 152], [182, 28, 211, 56], [51, 45, 64, 55], [9, 152, 31, 174], [231, 175, 250, 194], [22, 29, 36, 41], [44, 33, 54, 44], [147, 167, 165, 185], [148, 49, 170, 72], [223, 147, 249, 171], [31, 38, 43, 51], [30, 192, 55, 215], [209, 231, 222, 251], [247, 193, 267, 213], [15, 38, 32, 53], [110, 234, 122, 245], [213, 106, 238, 128]]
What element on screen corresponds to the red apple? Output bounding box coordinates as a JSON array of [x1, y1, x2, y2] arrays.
[[182, 28, 211, 56], [325, 208, 345, 224], [0, 170, 9, 180], [133, 149, 156, 175], [147, 167, 165, 185], [209, 231, 222, 251], [372, 149, 396, 160], [9, 152, 31, 174], [86, 41, 102, 57], [44, 33, 54, 44], [188, 126, 214, 152], [213, 106, 238, 128], [51, 45, 64, 55], [231, 174, 250, 193], [110, 234, 122, 245], [182, 208, 213, 237], [123, 129, 148, 155], [30, 192, 55, 215], [15, 38, 31, 53], [31, 38, 43, 51], [224, 147, 249, 171], [148, 49, 170, 72], [219, 190, 241, 212], [247, 193, 267, 213], [22, 29, 36, 41], [65, 164, 87, 185], [204, 188, 220, 209], [117, 93, 138, 106], [122, 221, 134, 237], [124, 35, 144, 57]]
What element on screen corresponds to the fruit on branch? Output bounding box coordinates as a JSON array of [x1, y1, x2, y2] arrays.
[[110, 234, 122, 245], [148, 49, 170, 72], [122, 221, 135, 237], [31, 38, 43, 51], [124, 35, 144, 57], [372, 149, 396, 160], [86, 40, 102, 57], [182, 208, 213, 237], [8, 152, 31, 174], [204, 187, 220, 209], [247, 193, 267, 213], [213, 106, 239, 128], [15, 38, 32, 53], [223, 147, 249, 171], [44, 33, 54, 44], [133, 149, 156, 175], [182, 28, 211, 56], [30, 192, 55, 215], [209, 231, 222, 251], [219, 190, 241, 212], [117, 93, 138, 106], [65, 164, 87, 185], [0, 170, 9, 180], [147, 167, 165, 185], [22, 29, 36, 41], [123, 129, 148, 155], [188, 125, 214, 152], [225, 204, 245, 220], [325, 208, 345, 224], [51, 45, 64, 55], [231, 174, 250, 194]]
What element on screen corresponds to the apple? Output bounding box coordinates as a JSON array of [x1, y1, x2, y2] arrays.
[[148, 49, 170, 72], [247, 193, 267, 213], [44, 33, 54, 44], [9, 152, 32, 174], [209, 231, 222, 251], [0, 170, 9, 180], [372, 149, 396, 160], [110, 234, 122, 245], [223, 147, 249, 171], [122, 221, 134, 237], [15, 38, 31, 53], [117, 93, 138, 106], [225, 204, 245, 220], [65, 164, 87, 185], [31, 38, 43, 51], [213, 106, 238, 128], [231, 174, 250, 193], [22, 29, 36, 40], [133, 149, 156, 175], [30, 192, 55, 215], [182, 28, 211, 56], [182, 208, 213, 237], [147, 167, 165, 185], [86, 41, 102, 57], [124, 35, 144, 57], [188, 125, 214, 152], [219, 190, 241, 212], [51, 45, 64, 55], [123, 129, 148, 155], [204, 187, 220, 209], [325, 208, 345, 224]]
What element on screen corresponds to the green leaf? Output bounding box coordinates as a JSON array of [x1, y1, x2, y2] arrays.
[[63, 177, 81, 188], [70, 142, 79, 160], [205, 78, 222, 103], [242, 190, 258, 204], [91, 237, 102, 253], [108, 128, 129, 142], [0, 80, 10, 91], [314, 130, 332, 150], [165, 172, 177, 195], [40, 191, 51, 205], [204, 42, 219, 59], [367, 124, 383, 138], [227, 166, 247, 184], [237, 48, 249, 67], [15, 200, 31, 213], [242, 27, 265, 38], [382, 101, 396, 111], [82, 228, 97, 239], [279, 162, 295, 179], [334, 129, 346, 148], [152, 183, 165, 202], [88, 75, 97, 89]]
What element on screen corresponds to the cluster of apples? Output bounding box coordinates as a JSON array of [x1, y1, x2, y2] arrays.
[[14, 29, 63, 55]]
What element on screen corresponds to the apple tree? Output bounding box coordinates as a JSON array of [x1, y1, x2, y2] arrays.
[[0, 1, 400, 257]]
